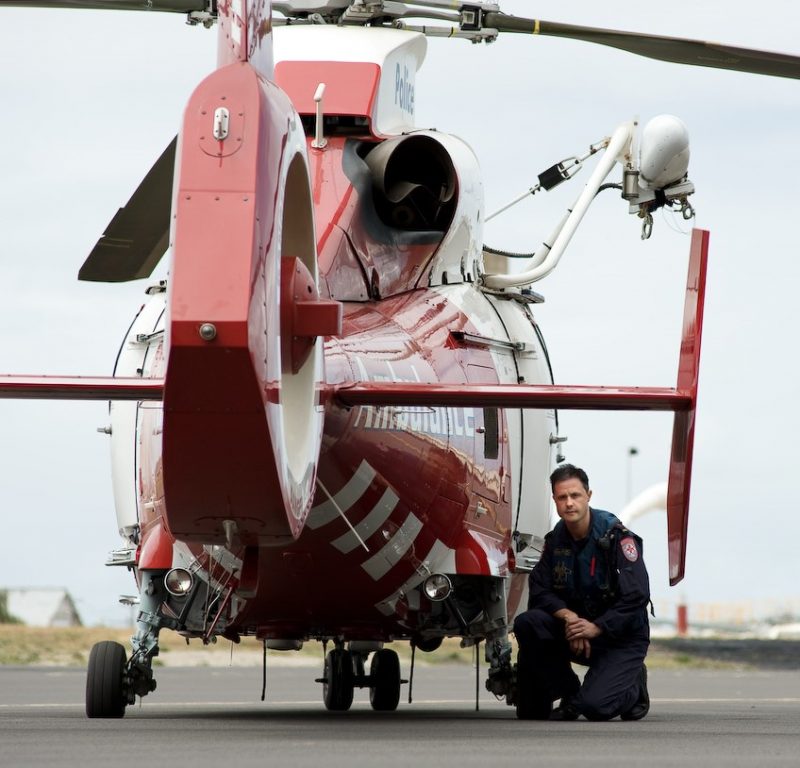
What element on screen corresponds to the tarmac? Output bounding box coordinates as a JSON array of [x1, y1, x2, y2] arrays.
[[0, 662, 798, 767]]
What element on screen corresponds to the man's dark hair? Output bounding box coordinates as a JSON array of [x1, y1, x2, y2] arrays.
[[550, 463, 590, 492]]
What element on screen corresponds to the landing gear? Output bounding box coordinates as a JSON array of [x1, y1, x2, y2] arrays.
[[85, 569, 169, 718], [85, 641, 128, 718], [485, 636, 515, 701], [369, 649, 401, 711], [319, 645, 403, 711], [323, 648, 355, 711]]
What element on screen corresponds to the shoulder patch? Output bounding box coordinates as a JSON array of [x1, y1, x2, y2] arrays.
[[620, 537, 639, 562]]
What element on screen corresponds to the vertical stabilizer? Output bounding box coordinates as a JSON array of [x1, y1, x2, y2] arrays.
[[217, 0, 274, 78], [667, 228, 709, 584]]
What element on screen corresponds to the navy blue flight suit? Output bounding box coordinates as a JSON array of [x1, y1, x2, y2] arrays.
[[513, 508, 650, 720]]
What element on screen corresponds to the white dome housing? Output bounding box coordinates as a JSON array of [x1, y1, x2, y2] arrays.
[[639, 115, 690, 189]]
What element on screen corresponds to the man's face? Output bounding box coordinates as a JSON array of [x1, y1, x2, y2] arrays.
[[553, 477, 592, 533]]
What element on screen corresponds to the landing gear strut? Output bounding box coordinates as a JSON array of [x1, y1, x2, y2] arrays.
[[485, 636, 516, 702]]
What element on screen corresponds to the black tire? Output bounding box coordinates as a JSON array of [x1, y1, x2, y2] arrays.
[[369, 649, 401, 711], [515, 653, 552, 720], [323, 649, 354, 711], [86, 641, 128, 718], [515, 687, 553, 720]]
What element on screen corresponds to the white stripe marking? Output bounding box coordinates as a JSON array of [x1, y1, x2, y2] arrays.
[[316, 478, 370, 552], [375, 539, 452, 615], [331, 489, 399, 554], [307, 461, 375, 529], [361, 513, 423, 581]]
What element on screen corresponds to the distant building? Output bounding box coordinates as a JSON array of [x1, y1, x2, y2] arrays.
[[1, 589, 82, 627]]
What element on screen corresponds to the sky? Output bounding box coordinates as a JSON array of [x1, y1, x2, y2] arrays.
[[0, 1, 799, 626]]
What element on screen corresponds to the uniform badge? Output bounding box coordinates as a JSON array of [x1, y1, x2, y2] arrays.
[[620, 537, 639, 562], [553, 562, 571, 586]]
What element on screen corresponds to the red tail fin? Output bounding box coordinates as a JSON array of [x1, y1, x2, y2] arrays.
[[667, 228, 709, 584], [217, 0, 274, 78]]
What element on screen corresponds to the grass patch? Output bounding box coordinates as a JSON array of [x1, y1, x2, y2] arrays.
[[0, 626, 478, 668], [2, 627, 788, 670]]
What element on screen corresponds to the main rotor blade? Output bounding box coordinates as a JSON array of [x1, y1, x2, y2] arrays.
[[484, 12, 800, 80], [78, 136, 176, 283], [0, 1, 203, 11]]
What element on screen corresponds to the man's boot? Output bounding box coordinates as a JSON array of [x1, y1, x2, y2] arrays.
[[621, 663, 650, 721]]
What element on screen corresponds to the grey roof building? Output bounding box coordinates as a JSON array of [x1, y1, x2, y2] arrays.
[[2, 589, 82, 627]]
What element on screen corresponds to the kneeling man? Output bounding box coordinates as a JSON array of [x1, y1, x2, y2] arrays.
[[514, 464, 650, 721]]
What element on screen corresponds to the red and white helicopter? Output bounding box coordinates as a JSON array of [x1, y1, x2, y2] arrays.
[[1, 0, 798, 718]]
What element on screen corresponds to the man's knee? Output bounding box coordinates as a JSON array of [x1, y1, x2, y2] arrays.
[[578, 682, 637, 721], [514, 609, 556, 643]]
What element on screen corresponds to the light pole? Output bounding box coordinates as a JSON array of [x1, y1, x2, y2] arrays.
[[626, 446, 639, 502]]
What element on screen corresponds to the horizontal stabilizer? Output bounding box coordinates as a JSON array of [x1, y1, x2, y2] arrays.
[[335, 383, 691, 411], [78, 137, 176, 283], [0, 376, 164, 401]]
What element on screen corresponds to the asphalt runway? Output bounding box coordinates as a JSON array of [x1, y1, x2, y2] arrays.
[[1, 664, 798, 767]]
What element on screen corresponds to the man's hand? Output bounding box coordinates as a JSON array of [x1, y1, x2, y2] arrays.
[[569, 637, 591, 658], [562, 616, 602, 659], [554, 609, 580, 624]]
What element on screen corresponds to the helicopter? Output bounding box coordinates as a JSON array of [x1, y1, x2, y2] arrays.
[[0, 2, 791, 716]]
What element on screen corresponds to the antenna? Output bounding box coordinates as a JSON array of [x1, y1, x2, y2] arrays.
[[312, 83, 327, 150]]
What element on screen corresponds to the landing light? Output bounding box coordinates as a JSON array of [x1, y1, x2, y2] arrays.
[[164, 568, 194, 597], [422, 573, 453, 602]]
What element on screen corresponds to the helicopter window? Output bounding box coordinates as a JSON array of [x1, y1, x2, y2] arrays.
[[483, 408, 499, 460]]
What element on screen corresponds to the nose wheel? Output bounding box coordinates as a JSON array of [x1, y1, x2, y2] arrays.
[[318, 647, 403, 711], [369, 649, 401, 711], [322, 648, 355, 711], [85, 641, 129, 718]]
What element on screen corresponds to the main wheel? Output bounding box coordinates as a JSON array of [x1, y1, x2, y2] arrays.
[[323, 649, 354, 711], [86, 641, 128, 718], [514, 653, 552, 721], [369, 649, 401, 711]]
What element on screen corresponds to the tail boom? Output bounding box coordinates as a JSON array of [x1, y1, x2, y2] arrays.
[[162, 58, 315, 547]]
